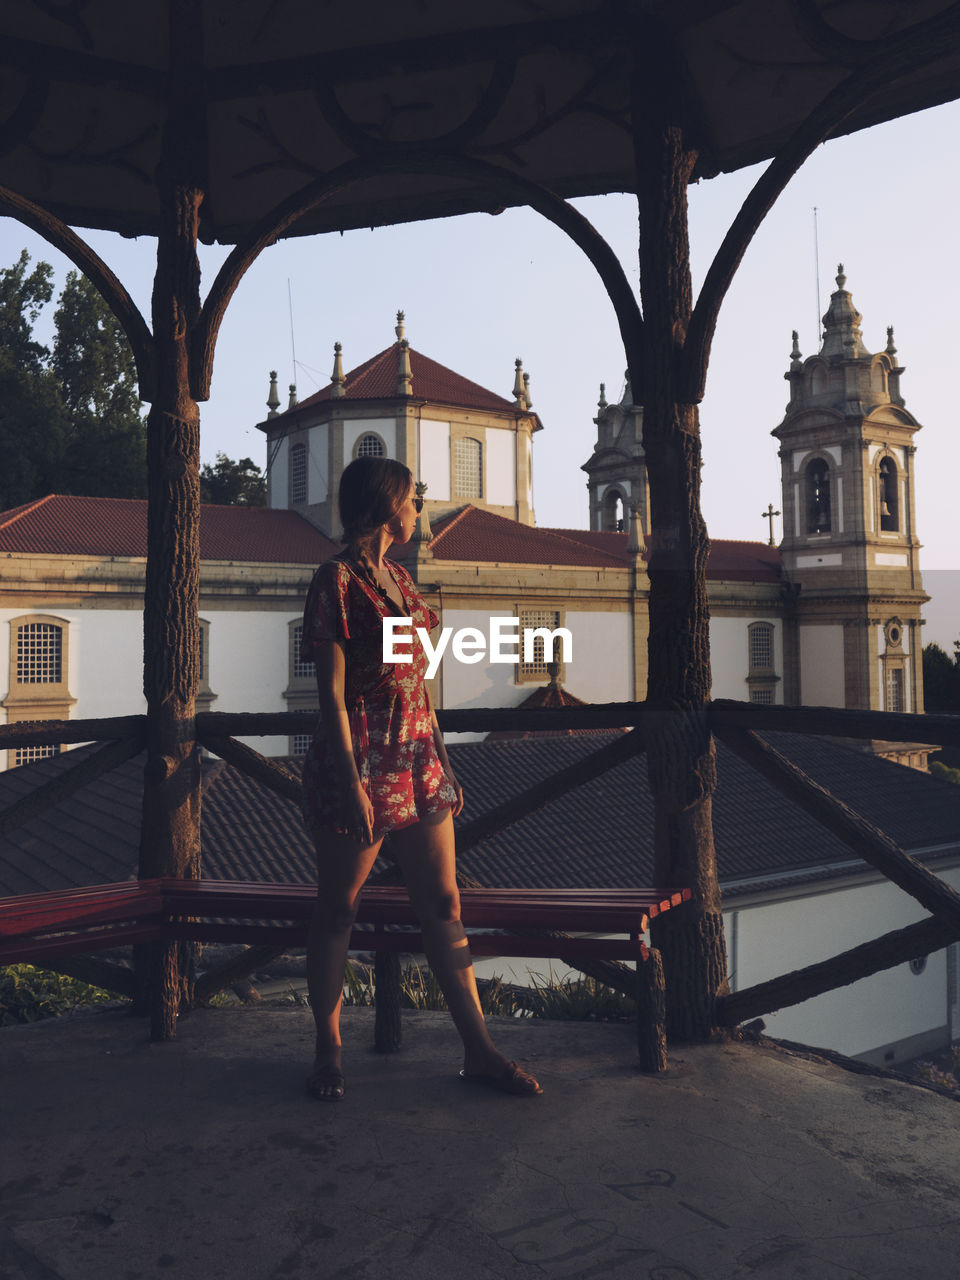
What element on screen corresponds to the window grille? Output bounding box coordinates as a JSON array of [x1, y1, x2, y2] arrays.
[[749, 688, 775, 705], [17, 623, 62, 684], [886, 667, 905, 713], [519, 609, 561, 678], [15, 742, 60, 767], [292, 734, 312, 756], [292, 623, 315, 680], [356, 434, 384, 458], [749, 623, 774, 671], [454, 437, 482, 499], [289, 442, 307, 504]]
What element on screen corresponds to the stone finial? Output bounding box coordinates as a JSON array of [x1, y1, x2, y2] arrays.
[[545, 661, 561, 686], [836, 263, 846, 290], [287, 383, 298, 410], [413, 479, 432, 542], [266, 370, 280, 418], [626, 500, 643, 556], [513, 358, 526, 408], [598, 382, 608, 410], [886, 325, 897, 356], [395, 310, 406, 340], [790, 330, 802, 367], [820, 264, 867, 359], [397, 338, 413, 397], [620, 370, 633, 407], [331, 342, 346, 398], [523, 371, 532, 410]]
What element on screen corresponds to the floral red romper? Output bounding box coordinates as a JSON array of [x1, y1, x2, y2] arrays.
[[299, 557, 458, 843]]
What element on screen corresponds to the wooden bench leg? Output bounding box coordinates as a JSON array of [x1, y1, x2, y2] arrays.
[[374, 950, 403, 1053], [636, 947, 667, 1072]]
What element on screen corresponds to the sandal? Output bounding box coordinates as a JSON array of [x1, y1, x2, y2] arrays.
[[306, 1064, 346, 1101], [459, 1061, 542, 1096]]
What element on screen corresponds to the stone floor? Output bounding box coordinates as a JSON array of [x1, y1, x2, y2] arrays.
[[2, 1005, 959, 1280]]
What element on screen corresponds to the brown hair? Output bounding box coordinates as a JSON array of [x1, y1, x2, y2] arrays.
[[338, 456, 413, 587]]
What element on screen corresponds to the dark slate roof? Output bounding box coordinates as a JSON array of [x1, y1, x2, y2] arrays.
[[2, 733, 960, 902]]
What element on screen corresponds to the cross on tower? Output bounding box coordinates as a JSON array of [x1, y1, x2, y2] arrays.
[[761, 503, 780, 547]]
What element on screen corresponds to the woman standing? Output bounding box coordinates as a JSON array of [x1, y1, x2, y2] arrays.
[[300, 456, 542, 1100]]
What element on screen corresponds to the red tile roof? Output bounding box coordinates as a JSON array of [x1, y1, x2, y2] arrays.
[[265, 343, 525, 419], [425, 506, 630, 567], [706, 540, 782, 583], [0, 494, 339, 564], [487, 674, 620, 740]]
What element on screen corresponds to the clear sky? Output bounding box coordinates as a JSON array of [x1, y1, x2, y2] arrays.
[[3, 97, 958, 645]]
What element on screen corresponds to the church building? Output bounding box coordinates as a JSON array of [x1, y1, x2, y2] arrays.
[[0, 270, 931, 769]]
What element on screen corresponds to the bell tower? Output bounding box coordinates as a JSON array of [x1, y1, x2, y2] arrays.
[[773, 266, 928, 751], [581, 374, 648, 532]]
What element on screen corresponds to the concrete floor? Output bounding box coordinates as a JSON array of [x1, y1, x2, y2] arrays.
[[2, 1005, 959, 1280]]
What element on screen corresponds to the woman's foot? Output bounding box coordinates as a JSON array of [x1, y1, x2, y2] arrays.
[[306, 1061, 345, 1101], [460, 1051, 542, 1096]]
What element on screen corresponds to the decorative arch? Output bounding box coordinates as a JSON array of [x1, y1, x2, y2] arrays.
[[353, 432, 386, 460], [878, 454, 899, 531], [601, 486, 627, 532], [805, 457, 831, 533]]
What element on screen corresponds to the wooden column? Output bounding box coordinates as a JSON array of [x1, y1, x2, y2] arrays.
[[631, 34, 728, 1041], [135, 0, 205, 1041]]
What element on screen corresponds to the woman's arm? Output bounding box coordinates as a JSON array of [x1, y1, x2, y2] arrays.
[[314, 638, 376, 846], [426, 690, 464, 818]]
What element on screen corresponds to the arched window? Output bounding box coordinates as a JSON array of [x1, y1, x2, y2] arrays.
[[288, 441, 307, 505], [805, 458, 831, 533], [879, 456, 899, 532], [601, 487, 625, 532], [355, 433, 385, 459], [454, 437, 482, 499]]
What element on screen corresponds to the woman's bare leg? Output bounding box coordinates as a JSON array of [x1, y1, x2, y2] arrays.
[[390, 810, 534, 1081], [307, 832, 383, 1096]]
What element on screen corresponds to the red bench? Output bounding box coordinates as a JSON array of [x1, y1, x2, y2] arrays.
[[0, 879, 691, 1070]]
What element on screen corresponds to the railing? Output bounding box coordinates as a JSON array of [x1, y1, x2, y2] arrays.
[[2, 700, 960, 1036]]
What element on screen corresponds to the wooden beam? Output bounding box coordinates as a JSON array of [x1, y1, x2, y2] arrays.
[[711, 699, 960, 749], [198, 734, 302, 804], [719, 915, 957, 1027], [0, 715, 146, 748], [0, 736, 144, 838], [716, 724, 960, 933]]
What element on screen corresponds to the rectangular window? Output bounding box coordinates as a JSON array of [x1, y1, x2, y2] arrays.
[[292, 623, 315, 680], [17, 623, 63, 684], [292, 734, 312, 756], [289, 442, 307, 505], [519, 609, 562, 679], [15, 742, 61, 767], [749, 624, 773, 671], [749, 688, 775, 705], [886, 667, 905, 713], [454, 437, 482, 499]]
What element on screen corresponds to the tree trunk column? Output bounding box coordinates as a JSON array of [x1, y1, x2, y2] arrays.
[[631, 37, 729, 1041], [137, 0, 206, 1041]]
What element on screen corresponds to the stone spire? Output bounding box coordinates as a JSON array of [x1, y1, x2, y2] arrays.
[[266, 370, 280, 418], [287, 383, 298, 410], [620, 370, 633, 407], [598, 382, 608, 411], [331, 342, 346, 398], [412, 480, 432, 542], [626, 500, 643, 556], [819, 263, 868, 359], [523, 371, 532, 410], [789, 330, 802, 371], [512, 358, 527, 409], [397, 338, 413, 396]]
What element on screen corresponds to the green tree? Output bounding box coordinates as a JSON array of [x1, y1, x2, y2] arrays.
[[52, 270, 147, 498], [199, 452, 267, 506], [0, 251, 68, 508]]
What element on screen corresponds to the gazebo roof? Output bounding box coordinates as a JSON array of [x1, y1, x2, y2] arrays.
[[1, 1, 959, 243]]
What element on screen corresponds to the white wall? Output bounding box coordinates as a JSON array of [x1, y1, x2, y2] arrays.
[[564, 611, 631, 702], [727, 875, 949, 1060], [799, 623, 845, 706], [485, 428, 514, 507], [306, 422, 329, 504], [420, 418, 450, 499], [710, 616, 783, 702]]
